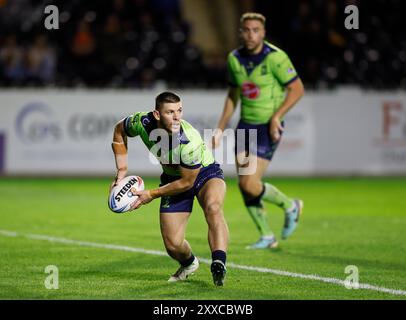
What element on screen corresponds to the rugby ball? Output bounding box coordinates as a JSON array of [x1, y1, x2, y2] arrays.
[[108, 175, 145, 213]]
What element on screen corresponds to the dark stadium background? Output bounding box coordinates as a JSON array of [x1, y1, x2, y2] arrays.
[[1, 0, 405, 89]]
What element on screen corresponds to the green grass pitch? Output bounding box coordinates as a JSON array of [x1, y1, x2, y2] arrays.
[[0, 177, 405, 300]]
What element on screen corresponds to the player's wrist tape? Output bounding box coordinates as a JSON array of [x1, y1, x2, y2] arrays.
[[112, 142, 127, 155]]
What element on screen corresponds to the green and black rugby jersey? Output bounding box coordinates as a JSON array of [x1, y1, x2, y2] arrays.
[[227, 41, 299, 124], [124, 112, 215, 176]]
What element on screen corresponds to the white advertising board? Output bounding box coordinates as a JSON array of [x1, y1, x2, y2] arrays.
[[0, 88, 405, 176]]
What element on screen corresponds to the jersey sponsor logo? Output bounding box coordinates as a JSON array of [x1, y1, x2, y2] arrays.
[[287, 67, 295, 74], [241, 82, 260, 99], [142, 116, 150, 126]]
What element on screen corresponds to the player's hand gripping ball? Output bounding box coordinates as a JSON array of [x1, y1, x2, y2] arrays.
[[108, 176, 145, 213]]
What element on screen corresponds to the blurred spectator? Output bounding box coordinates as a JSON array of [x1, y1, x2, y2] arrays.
[[98, 14, 127, 85], [25, 34, 56, 85], [0, 35, 25, 85], [71, 20, 96, 57], [69, 19, 99, 85]]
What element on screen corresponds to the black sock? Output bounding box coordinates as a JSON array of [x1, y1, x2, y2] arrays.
[[180, 253, 195, 267], [212, 250, 227, 265]]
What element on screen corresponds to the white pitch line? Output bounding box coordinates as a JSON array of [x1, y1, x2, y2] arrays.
[[0, 230, 18, 237], [1, 229, 406, 297]]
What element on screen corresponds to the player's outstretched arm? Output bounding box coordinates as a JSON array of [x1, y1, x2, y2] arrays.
[[111, 119, 128, 190], [129, 166, 200, 211], [270, 78, 305, 142], [211, 87, 240, 149]]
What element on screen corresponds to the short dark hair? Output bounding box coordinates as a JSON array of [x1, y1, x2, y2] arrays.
[[155, 91, 181, 110]]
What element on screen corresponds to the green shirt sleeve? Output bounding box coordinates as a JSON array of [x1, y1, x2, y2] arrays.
[[269, 50, 298, 86], [124, 112, 144, 137]]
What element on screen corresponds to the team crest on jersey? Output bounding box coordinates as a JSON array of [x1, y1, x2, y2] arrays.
[[241, 81, 260, 99], [261, 64, 267, 75]]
